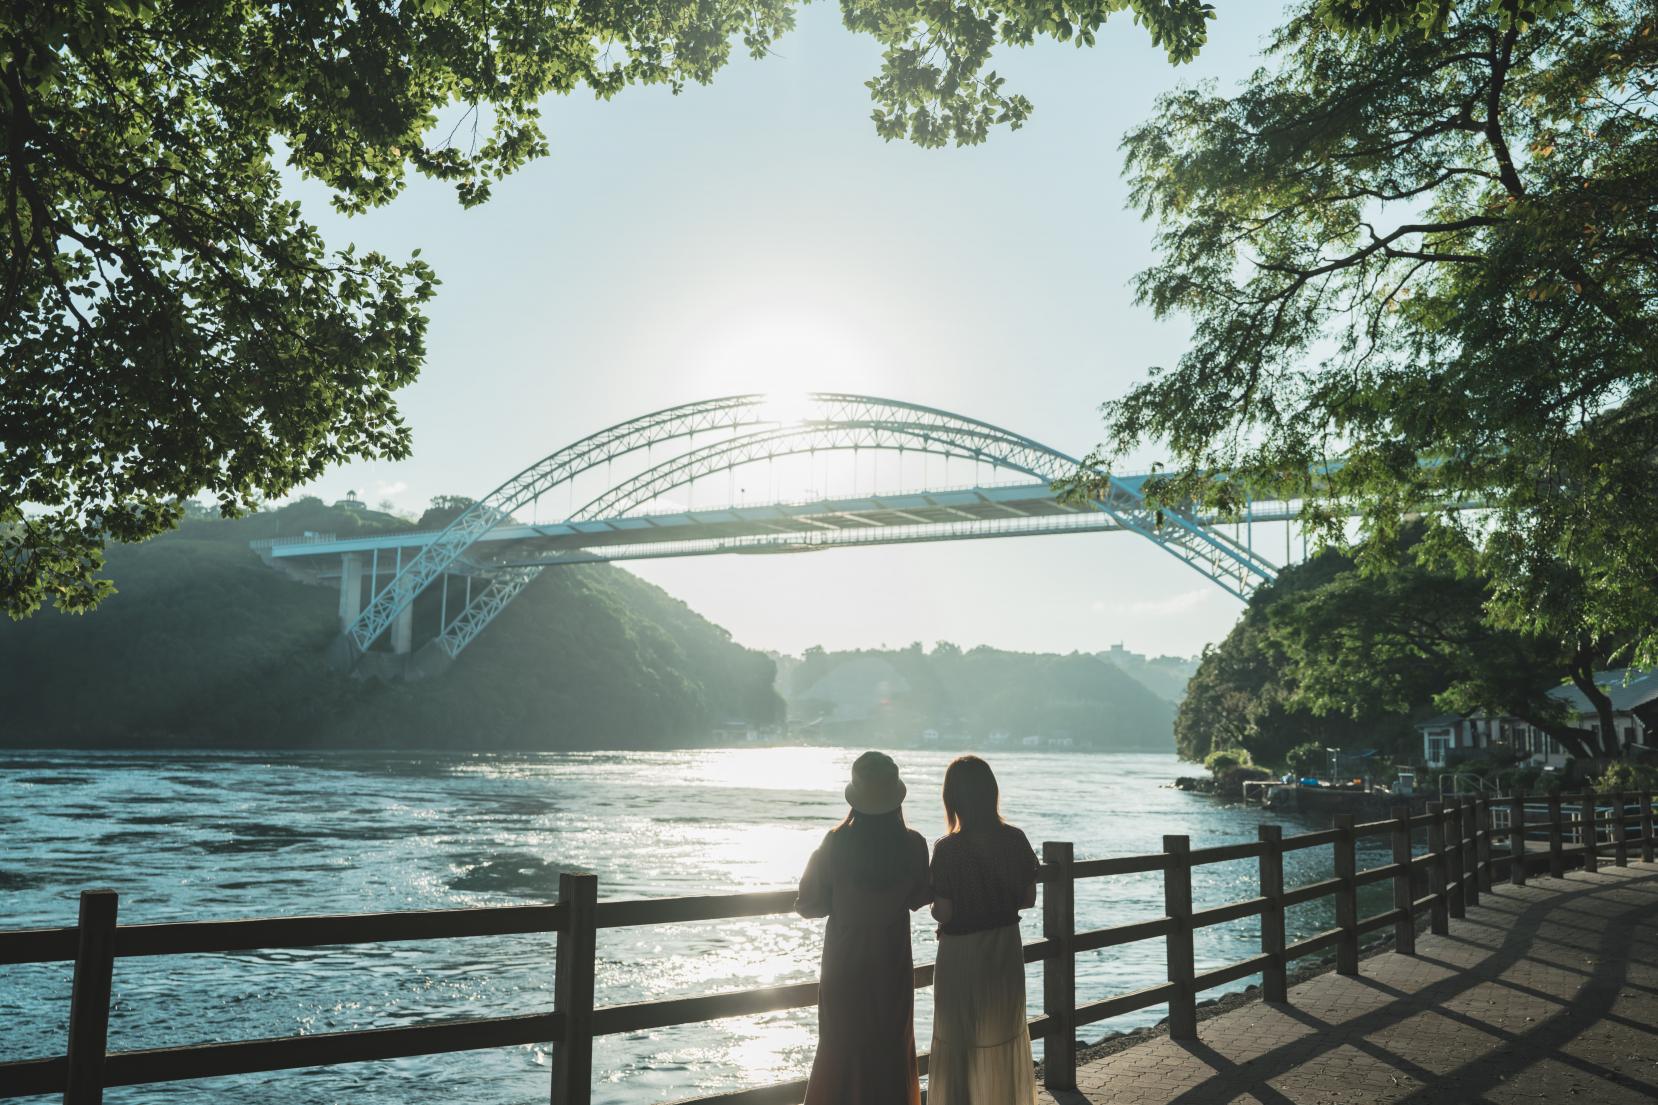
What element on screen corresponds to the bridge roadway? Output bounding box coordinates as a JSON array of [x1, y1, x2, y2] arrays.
[[256, 480, 1303, 582], [1040, 863, 1658, 1105]]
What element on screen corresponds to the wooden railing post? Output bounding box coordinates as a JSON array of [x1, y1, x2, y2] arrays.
[[1547, 792, 1565, 878], [1042, 841, 1077, 1091], [1475, 797, 1494, 893], [1425, 801, 1449, 935], [64, 889, 118, 1105], [1642, 789, 1655, 865], [1444, 802, 1466, 919], [1333, 814, 1359, 975], [1613, 790, 1629, 867], [1163, 835, 1196, 1040], [1389, 805, 1415, 955], [1581, 791, 1599, 874], [1258, 824, 1287, 1001], [1509, 790, 1527, 886], [1459, 797, 1480, 907], [551, 872, 597, 1105]]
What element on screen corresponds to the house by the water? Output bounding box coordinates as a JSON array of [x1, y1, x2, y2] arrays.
[[1418, 668, 1658, 768]]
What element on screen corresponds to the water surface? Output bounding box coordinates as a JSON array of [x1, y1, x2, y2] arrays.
[[0, 749, 1391, 1103]]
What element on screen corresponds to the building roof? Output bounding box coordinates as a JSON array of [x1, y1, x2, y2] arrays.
[[1415, 713, 1464, 731], [1546, 668, 1658, 715]]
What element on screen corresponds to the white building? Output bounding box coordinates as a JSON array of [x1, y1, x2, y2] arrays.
[[1418, 669, 1658, 767]]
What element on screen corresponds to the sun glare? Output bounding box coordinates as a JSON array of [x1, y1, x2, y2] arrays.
[[756, 392, 818, 428]]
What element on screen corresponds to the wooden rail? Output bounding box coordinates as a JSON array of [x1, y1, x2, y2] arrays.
[[1, 788, 1650, 1105]]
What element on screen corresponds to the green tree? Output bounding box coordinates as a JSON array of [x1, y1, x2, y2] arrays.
[[1285, 741, 1322, 779], [1263, 531, 1622, 759], [1, 1, 1213, 621], [1084, 1, 1658, 681], [1174, 550, 1383, 766]]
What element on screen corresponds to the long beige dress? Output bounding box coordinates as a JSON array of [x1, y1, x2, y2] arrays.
[[796, 828, 932, 1105], [927, 824, 1039, 1105]]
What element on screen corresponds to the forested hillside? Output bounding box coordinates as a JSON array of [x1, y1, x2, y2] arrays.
[[784, 642, 1175, 750], [0, 500, 781, 749]]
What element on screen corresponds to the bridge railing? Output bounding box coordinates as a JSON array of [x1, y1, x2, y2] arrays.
[[2, 789, 1652, 1105]]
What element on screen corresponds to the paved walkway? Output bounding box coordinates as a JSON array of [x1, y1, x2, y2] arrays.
[[1040, 863, 1658, 1105]]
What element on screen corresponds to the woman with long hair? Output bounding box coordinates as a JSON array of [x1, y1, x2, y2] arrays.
[[927, 755, 1038, 1105], [796, 751, 931, 1105]]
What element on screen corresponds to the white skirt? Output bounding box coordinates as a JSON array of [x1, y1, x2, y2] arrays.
[[928, 924, 1037, 1105]]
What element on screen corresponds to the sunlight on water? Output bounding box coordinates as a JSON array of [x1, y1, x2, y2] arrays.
[[684, 746, 846, 793], [0, 749, 1390, 1105]]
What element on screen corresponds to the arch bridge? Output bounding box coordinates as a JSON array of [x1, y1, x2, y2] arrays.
[[254, 394, 1295, 679]]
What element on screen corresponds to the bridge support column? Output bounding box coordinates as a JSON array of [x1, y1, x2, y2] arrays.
[[337, 554, 364, 630], [391, 601, 414, 655]]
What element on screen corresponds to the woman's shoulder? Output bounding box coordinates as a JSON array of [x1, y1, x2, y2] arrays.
[[999, 822, 1036, 852]]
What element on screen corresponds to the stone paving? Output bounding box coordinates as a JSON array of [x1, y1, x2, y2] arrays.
[[1039, 864, 1658, 1105]]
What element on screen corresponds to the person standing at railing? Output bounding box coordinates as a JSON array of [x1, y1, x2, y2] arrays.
[[796, 751, 932, 1105], [926, 755, 1039, 1105]]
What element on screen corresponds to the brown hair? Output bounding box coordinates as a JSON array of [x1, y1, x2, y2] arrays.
[[942, 755, 1001, 833]]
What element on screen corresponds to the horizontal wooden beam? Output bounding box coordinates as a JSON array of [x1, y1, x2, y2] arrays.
[[2, 1013, 568, 1097], [592, 982, 819, 1037], [1285, 926, 1343, 960], [1282, 828, 1342, 852], [593, 890, 795, 929], [1074, 982, 1179, 1027], [1280, 877, 1343, 907], [1354, 863, 1403, 887], [0, 927, 76, 966], [1073, 853, 1171, 879], [1073, 915, 1175, 953], [1188, 841, 1268, 865], [1193, 953, 1273, 992], [1191, 897, 1268, 929], [116, 905, 567, 958]]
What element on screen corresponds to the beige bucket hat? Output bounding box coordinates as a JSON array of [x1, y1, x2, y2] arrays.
[[845, 750, 907, 815]]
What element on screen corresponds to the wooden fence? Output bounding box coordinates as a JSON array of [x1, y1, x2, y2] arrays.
[[2, 788, 1653, 1105]]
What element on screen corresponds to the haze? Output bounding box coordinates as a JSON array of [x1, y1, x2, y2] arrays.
[[286, 3, 1291, 659]]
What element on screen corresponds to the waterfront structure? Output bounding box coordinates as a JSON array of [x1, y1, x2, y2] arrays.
[[253, 394, 1316, 681], [1419, 668, 1658, 767], [11, 793, 1652, 1104]]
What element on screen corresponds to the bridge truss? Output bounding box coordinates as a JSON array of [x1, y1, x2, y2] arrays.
[[260, 394, 1285, 675]]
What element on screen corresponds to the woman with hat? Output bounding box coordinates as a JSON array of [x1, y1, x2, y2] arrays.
[[796, 751, 931, 1105]]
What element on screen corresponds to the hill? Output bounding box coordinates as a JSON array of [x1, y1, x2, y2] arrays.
[[784, 642, 1176, 751], [0, 499, 781, 749], [1097, 644, 1198, 704]]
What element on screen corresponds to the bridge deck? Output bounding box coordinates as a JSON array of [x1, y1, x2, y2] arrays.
[[1040, 863, 1658, 1105]]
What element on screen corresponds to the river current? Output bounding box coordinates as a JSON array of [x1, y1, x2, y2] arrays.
[[1, 748, 1393, 1104]]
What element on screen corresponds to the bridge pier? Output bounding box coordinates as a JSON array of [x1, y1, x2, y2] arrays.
[[337, 554, 364, 630], [391, 602, 414, 655]]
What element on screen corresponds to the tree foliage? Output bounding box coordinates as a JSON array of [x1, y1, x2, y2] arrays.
[[1178, 527, 1637, 767], [1085, 0, 1658, 675], [0, 0, 1215, 621], [1174, 549, 1383, 766], [1263, 528, 1627, 758]]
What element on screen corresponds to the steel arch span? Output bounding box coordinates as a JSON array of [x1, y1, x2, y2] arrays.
[[308, 393, 1280, 674]]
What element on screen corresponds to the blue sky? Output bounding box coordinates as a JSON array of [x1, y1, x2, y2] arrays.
[[290, 2, 1295, 659]]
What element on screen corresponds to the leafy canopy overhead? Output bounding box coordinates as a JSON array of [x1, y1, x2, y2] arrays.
[[0, 0, 1213, 619], [1085, 0, 1658, 668]]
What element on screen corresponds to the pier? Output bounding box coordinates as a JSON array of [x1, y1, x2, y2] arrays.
[[1, 790, 1652, 1105]]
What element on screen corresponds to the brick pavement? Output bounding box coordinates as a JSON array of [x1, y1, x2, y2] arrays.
[[1039, 864, 1658, 1105]]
